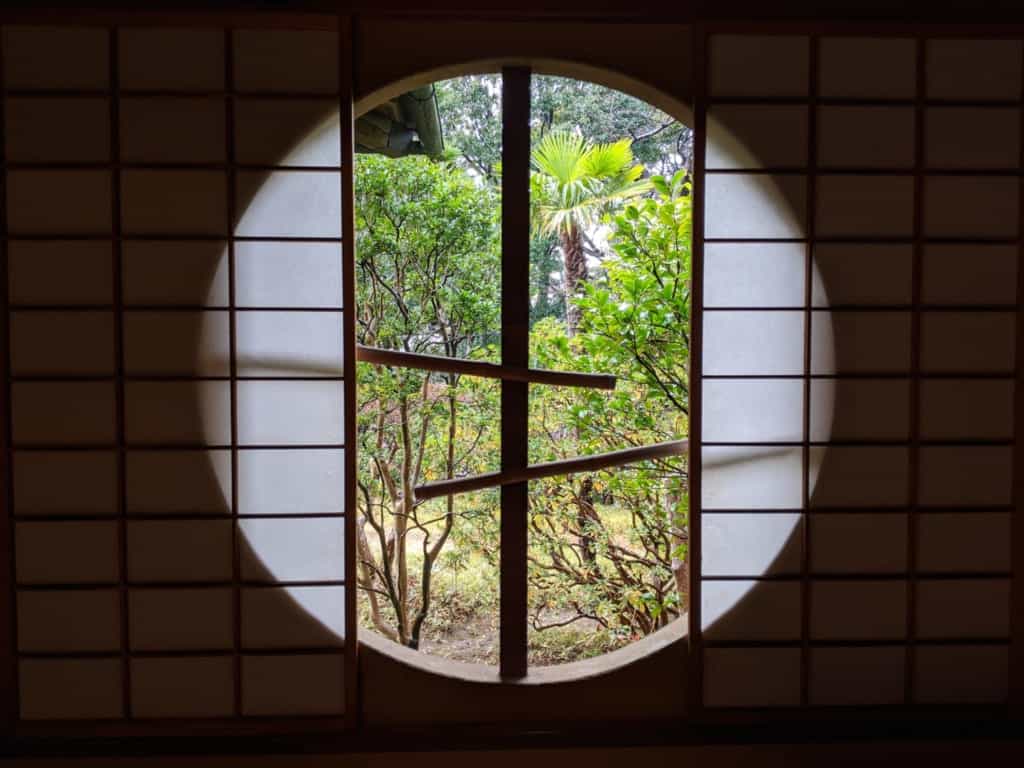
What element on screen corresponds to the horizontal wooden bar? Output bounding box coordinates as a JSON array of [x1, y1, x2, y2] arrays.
[[356, 344, 616, 390], [414, 439, 687, 501]]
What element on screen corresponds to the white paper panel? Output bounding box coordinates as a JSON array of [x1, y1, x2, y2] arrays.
[[922, 244, 1017, 306], [234, 99, 339, 167], [811, 581, 907, 640], [238, 449, 344, 515], [702, 447, 803, 510], [14, 451, 117, 516], [242, 654, 344, 715], [920, 312, 1016, 373], [819, 37, 916, 98], [126, 520, 232, 583], [121, 98, 226, 163], [816, 175, 914, 237], [15, 521, 119, 584], [5, 97, 109, 162], [924, 177, 1019, 238], [129, 588, 233, 650], [232, 29, 339, 94], [704, 647, 801, 708], [709, 35, 808, 97], [812, 311, 911, 374], [919, 446, 1013, 507], [3, 26, 109, 89], [927, 39, 1023, 100], [237, 381, 343, 446], [125, 381, 231, 445], [706, 105, 807, 169], [124, 311, 229, 376], [19, 659, 122, 720], [703, 311, 804, 375], [918, 513, 1011, 574], [118, 27, 224, 91], [18, 590, 120, 652], [810, 646, 905, 706], [7, 171, 112, 234], [235, 171, 341, 238], [235, 241, 343, 308], [919, 379, 1014, 440], [704, 173, 806, 239], [915, 645, 1009, 703], [811, 513, 907, 574], [236, 311, 343, 377], [9, 241, 113, 306], [812, 244, 913, 307], [702, 513, 802, 577], [122, 170, 227, 235], [131, 657, 234, 718], [126, 449, 231, 515], [242, 586, 346, 648], [704, 242, 805, 308], [12, 382, 116, 445], [123, 240, 229, 307], [926, 107, 1020, 169], [917, 579, 1010, 638], [10, 311, 114, 376], [811, 379, 910, 441], [239, 518, 345, 582], [702, 580, 800, 641], [702, 379, 803, 443], [809, 446, 909, 508], [818, 107, 914, 168]]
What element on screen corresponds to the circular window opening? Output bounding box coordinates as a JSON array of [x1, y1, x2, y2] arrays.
[[203, 61, 833, 681], [354, 73, 693, 668]]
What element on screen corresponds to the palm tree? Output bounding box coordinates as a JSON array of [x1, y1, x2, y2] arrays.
[[530, 130, 649, 336]]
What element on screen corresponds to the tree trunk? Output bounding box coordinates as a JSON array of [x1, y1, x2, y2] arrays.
[[577, 476, 597, 565], [561, 226, 588, 337]]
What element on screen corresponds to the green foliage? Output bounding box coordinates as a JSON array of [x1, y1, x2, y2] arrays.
[[530, 130, 651, 241], [576, 170, 692, 415]]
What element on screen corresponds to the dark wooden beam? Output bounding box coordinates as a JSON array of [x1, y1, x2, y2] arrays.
[[356, 344, 616, 390], [500, 65, 530, 680], [414, 439, 688, 501]]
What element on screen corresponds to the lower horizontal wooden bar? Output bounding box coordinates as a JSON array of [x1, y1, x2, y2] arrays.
[[414, 439, 687, 501], [356, 344, 615, 390]]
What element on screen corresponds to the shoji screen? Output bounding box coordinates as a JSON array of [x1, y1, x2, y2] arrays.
[[2, 23, 352, 723], [698, 33, 1017, 709]]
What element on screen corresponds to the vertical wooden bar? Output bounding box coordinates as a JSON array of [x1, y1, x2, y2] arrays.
[[905, 34, 926, 705], [687, 24, 706, 716], [223, 26, 242, 719], [109, 26, 132, 720], [500, 65, 530, 680], [1011, 36, 1024, 716], [800, 33, 820, 709], [0, 21, 18, 733], [339, 13, 360, 722]]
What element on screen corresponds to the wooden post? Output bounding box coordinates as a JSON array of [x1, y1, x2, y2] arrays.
[[500, 65, 530, 680]]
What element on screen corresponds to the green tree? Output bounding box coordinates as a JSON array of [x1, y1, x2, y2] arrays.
[[525, 172, 692, 642], [530, 130, 649, 336], [355, 153, 502, 649]]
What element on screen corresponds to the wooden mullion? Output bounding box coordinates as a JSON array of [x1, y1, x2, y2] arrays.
[[109, 25, 132, 721], [1011, 35, 1024, 716], [339, 13, 359, 726], [0, 21, 18, 734], [499, 65, 530, 680], [688, 23, 707, 718], [905, 34, 927, 706], [800, 32, 820, 710]]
